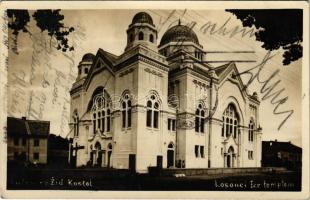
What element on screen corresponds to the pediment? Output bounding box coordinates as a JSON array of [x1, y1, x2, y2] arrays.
[[217, 62, 249, 101], [84, 50, 116, 90]]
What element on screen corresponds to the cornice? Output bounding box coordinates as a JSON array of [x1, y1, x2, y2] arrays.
[[116, 45, 169, 71]]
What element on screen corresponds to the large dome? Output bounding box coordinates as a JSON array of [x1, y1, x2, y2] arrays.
[[160, 24, 199, 46], [132, 12, 154, 26]]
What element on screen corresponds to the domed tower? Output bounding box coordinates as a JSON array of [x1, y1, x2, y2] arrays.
[[159, 21, 205, 61], [125, 12, 158, 52], [77, 53, 95, 80]]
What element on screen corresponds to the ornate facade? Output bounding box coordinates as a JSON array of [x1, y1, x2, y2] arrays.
[[69, 12, 262, 172]]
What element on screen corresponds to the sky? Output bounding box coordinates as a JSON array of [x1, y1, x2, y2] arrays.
[[8, 9, 302, 146]]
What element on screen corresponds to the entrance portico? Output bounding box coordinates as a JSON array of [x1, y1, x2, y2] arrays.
[[224, 146, 236, 168]]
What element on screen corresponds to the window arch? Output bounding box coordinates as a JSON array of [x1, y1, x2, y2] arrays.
[[129, 33, 134, 42], [95, 142, 101, 150], [195, 104, 205, 133], [121, 93, 132, 128], [101, 110, 105, 132], [222, 104, 239, 138], [138, 32, 144, 40], [146, 94, 160, 128], [91, 88, 112, 135], [73, 112, 79, 136], [168, 143, 174, 149], [108, 143, 112, 150], [149, 34, 154, 43], [107, 109, 111, 132], [248, 119, 254, 142]]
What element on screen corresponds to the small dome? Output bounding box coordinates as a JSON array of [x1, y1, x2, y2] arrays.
[[82, 53, 95, 62], [132, 12, 154, 26], [160, 24, 199, 46]]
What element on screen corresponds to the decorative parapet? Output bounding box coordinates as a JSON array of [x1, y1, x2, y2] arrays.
[[177, 112, 195, 130], [138, 46, 167, 64], [144, 68, 163, 77], [180, 63, 193, 69], [207, 69, 219, 79], [116, 45, 168, 71], [193, 79, 209, 89], [119, 68, 135, 77], [177, 118, 195, 130]]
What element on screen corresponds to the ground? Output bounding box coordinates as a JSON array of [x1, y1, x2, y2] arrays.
[[7, 167, 301, 191]]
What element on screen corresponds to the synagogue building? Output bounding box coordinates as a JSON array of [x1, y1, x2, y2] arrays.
[[69, 12, 262, 172]]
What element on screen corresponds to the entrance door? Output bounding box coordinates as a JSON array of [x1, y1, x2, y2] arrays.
[[94, 142, 102, 167], [129, 154, 136, 173], [107, 143, 112, 168], [157, 155, 163, 168], [226, 146, 234, 168], [167, 143, 175, 168], [89, 151, 94, 166], [227, 155, 231, 168], [107, 151, 112, 168], [167, 150, 174, 168], [97, 151, 103, 167]]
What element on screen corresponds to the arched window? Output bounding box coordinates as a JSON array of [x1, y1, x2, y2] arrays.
[[84, 68, 89, 74], [107, 109, 111, 132], [122, 102, 126, 128], [138, 32, 144, 40], [128, 101, 132, 127], [248, 120, 254, 142], [97, 112, 101, 131], [223, 104, 239, 138], [101, 111, 105, 132], [91, 88, 111, 134], [149, 34, 154, 43], [121, 93, 132, 128], [195, 104, 205, 133], [221, 117, 224, 137], [146, 101, 152, 127], [73, 112, 79, 136], [93, 113, 96, 134], [129, 33, 134, 42], [146, 94, 160, 128], [154, 102, 159, 128]]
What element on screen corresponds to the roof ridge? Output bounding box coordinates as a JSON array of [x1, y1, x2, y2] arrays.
[[99, 48, 119, 58], [214, 63, 230, 69], [98, 48, 119, 65], [214, 62, 231, 76]]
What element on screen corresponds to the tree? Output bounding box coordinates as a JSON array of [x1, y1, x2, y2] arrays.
[[8, 9, 75, 52], [226, 9, 302, 65]]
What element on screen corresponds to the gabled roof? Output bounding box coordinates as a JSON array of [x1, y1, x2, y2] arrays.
[[262, 141, 302, 154], [7, 117, 50, 137], [214, 62, 258, 103], [83, 49, 118, 91], [97, 48, 119, 66], [214, 63, 231, 77], [7, 117, 27, 136], [27, 121, 50, 136]]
